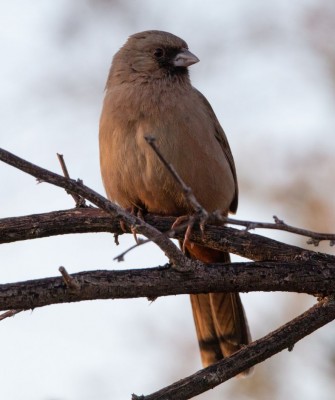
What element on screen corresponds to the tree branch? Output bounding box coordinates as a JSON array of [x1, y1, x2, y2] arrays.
[[1, 260, 334, 311], [1, 208, 334, 265], [132, 296, 335, 400]]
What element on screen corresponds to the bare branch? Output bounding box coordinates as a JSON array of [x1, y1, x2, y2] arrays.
[[0, 260, 334, 311], [221, 214, 335, 245], [133, 296, 335, 400], [145, 136, 207, 217], [113, 238, 149, 262], [1, 208, 334, 265]]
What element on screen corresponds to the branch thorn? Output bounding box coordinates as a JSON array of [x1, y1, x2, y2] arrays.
[[59, 266, 81, 293]]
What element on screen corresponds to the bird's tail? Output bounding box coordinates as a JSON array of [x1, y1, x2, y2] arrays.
[[185, 243, 251, 374]]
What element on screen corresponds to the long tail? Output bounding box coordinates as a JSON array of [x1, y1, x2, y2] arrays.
[[185, 242, 251, 374]]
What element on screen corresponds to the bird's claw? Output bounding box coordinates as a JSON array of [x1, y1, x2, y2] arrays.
[[171, 215, 195, 253]]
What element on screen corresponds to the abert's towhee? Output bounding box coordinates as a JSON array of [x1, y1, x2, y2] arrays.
[[99, 30, 251, 371]]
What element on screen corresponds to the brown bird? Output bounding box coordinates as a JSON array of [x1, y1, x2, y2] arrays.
[[99, 30, 251, 371]]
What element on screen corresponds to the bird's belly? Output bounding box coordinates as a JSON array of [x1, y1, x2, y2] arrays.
[[99, 125, 185, 215]]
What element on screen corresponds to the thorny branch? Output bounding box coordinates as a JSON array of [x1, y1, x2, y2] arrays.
[[1, 208, 334, 265], [1, 260, 334, 311]]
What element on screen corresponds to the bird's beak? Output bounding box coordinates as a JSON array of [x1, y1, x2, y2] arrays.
[[173, 49, 200, 67]]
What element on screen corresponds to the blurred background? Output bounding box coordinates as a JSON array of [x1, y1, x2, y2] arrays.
[[1, 1, 334, 399]]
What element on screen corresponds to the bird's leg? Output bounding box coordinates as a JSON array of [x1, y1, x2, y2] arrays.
[[119, 206, 144, 244], [199, 212, 209, 240]]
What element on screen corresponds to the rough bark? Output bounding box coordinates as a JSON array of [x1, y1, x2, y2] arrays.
[[0, 259, 334, 311], [1, 208, 334, 265]]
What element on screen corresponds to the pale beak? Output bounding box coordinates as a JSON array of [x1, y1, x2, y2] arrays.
[[173, 49, 200, 67]]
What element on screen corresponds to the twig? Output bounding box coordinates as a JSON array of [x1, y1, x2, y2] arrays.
[[132, 296, 335, 400], [0, 309, 23, 321], [113, 238, 149, 262], [57, 153, 87, 207], [220, 214, 335, 245], [144, 136, 208, 219]]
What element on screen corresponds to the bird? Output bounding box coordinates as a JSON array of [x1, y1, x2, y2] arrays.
[[99, 30, 251, 371]]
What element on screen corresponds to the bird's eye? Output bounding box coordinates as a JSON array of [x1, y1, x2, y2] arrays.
[[153, 48, 164, 58]]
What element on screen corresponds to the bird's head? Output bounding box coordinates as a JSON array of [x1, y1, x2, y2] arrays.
[[108, 30, 199, 85]]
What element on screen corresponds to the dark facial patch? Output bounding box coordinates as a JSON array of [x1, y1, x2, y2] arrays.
[[153, 46, 185, 70]]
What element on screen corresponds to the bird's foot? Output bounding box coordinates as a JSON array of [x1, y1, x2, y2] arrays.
[[171, 211, 209, 253]]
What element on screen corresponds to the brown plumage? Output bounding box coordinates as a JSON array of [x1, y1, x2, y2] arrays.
[[99, 30, 251, 371]]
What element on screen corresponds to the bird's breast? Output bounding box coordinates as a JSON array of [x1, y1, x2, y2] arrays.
[[99, 85, 235, 215]]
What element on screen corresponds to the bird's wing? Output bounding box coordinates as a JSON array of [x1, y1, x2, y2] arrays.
[[193, 88, 238, 213]]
